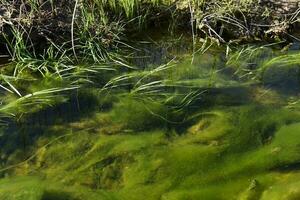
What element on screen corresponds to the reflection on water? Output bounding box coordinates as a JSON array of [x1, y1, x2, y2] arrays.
[[1, 38, 300, 200]]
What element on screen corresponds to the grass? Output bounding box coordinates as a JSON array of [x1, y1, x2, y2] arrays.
[[0, 0, 169, 123], [226, 44, 300, 90], [1, 1, 300, 199]]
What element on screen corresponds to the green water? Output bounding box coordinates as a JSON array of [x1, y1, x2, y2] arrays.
[[1, 37, 300, 200]]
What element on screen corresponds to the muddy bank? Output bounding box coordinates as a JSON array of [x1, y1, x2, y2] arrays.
[[0, 0, 300, 58]]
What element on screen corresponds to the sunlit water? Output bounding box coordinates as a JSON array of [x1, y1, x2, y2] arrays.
[[1, 37, 300, 200]]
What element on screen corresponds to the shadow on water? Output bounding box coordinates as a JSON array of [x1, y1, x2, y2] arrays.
[[42, 190, 80, 200], [0, 89, 110, 163]]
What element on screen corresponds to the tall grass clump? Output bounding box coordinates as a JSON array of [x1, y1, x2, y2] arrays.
[[226, 44, 300, 89]]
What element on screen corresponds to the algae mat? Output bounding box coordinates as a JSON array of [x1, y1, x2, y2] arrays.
[[1, 45, 300, 200]]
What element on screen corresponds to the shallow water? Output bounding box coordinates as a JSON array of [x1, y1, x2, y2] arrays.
[[1, 37, 300, 200]]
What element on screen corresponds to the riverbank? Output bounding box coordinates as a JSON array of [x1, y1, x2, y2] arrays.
[[1, 0, 300, 53], [1, 2, 300, 200]]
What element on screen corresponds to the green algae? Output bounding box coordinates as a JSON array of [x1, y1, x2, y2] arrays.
[[2, 102, 300, 200], [2, 42, 300, 200], [0, 177, 44, 200]]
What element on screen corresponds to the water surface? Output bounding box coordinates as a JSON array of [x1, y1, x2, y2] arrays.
[[1, 37, 300, 200]]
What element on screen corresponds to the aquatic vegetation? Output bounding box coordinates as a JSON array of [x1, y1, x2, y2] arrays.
[[1, 99, 300, 200], [226, 45, 274, 80], [2, 2, 300, 198], [0, 177, 44, 200], [2, 30, 300, 199], [259, 52, 300, 88], [226, 44, 300, 92]]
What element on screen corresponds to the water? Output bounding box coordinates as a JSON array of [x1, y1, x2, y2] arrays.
[[1, 37, 300, 200]]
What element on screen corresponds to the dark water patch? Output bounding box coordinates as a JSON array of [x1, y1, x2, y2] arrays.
[[129, 35, 193, 68], [262, 64, 300, 92], [0, 56, 9, 66], [42, 190, 80, 200], [0, 89, 112, 168], [271, 162, 300, 173]]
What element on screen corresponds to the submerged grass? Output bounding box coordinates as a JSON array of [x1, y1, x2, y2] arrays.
[[1, 2, 300, 198], [1, 53, 300, 200], [0, 48, 298, 195]]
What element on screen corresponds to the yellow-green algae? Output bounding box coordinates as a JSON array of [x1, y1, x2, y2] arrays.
[[2, 101, 300, 199], [2, 45, 300, 200]]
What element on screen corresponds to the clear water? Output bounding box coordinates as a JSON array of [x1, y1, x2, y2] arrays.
[[1, 37, 300, 200]]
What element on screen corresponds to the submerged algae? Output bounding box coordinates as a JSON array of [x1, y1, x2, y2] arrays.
[[2, 42, 300, 200], [2, 103, 300, 200]]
